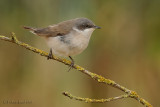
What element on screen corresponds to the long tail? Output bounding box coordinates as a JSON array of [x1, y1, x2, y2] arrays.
[[23, 26, 38, 35], [23, 26, 35, 31], [23, 26, 48, 37]]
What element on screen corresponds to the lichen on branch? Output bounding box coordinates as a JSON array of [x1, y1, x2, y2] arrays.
[[0, 33, 152, 107], [63, 92, 130, 103]]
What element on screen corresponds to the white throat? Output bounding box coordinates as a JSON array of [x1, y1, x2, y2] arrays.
[[73, 27, 95, 38]]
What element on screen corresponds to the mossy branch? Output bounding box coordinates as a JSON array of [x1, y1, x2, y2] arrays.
[[0, 33, 152, 107]]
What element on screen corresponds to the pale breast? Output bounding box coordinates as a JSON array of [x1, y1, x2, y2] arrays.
[[45, 28, 94, 56]]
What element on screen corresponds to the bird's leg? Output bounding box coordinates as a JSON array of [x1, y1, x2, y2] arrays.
[[47, 48, 53, 60], [68, 56, 74, 72]]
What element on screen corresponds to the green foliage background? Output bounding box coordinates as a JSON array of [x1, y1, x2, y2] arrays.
[[0, 0, 160, 107]]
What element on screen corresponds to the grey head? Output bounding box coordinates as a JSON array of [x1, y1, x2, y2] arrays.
[[73, 18, 101, 31]]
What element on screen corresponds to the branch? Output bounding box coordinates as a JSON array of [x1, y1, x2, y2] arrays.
[[63, 92, 130, 103], [0, 33, 152, 107]]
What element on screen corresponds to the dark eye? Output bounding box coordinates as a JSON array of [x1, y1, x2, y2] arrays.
[[85, 25, 90, 28]]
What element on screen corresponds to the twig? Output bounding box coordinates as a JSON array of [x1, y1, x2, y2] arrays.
[[63, 92, 130, 103], [0, 33, 152, 107]]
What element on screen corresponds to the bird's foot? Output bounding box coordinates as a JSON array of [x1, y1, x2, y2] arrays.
[[47, 54, 53, 60], [67, 56, 74, 72], [47, 48, 53, 60], [68, 61, 74, 72]]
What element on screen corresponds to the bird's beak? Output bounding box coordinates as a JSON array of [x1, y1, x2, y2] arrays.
[[93, 26, 101, 29]]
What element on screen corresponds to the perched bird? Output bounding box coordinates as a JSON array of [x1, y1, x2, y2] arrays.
[[23, 17, 100, 71]]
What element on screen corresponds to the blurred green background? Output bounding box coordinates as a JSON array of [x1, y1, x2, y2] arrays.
[[0, 0, 160, 107]]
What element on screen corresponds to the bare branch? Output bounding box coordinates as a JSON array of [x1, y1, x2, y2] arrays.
[[0, 33, 152, 107]]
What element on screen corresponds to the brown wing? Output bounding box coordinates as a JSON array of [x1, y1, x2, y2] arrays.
[[32, 20, 74, 37]]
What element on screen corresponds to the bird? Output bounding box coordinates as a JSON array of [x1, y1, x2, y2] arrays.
[[23, 17, 101, 71]]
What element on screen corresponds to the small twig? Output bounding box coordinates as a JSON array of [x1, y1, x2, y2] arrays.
[[0, 33, 152, 107], [63, 92, 130, 103]]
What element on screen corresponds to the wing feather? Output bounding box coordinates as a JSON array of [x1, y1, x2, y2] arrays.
[[30, 20, 74, 37]]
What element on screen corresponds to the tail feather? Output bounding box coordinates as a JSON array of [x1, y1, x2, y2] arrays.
[[23, 26, 38, 35], [23, 26, 35, 31], [23, 26, 48, 36]]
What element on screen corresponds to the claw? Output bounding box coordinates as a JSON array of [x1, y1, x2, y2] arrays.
[[68, 56, 74, 72]]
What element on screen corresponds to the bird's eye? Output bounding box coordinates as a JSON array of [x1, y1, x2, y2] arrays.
[[85, 25, 90, 28]]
